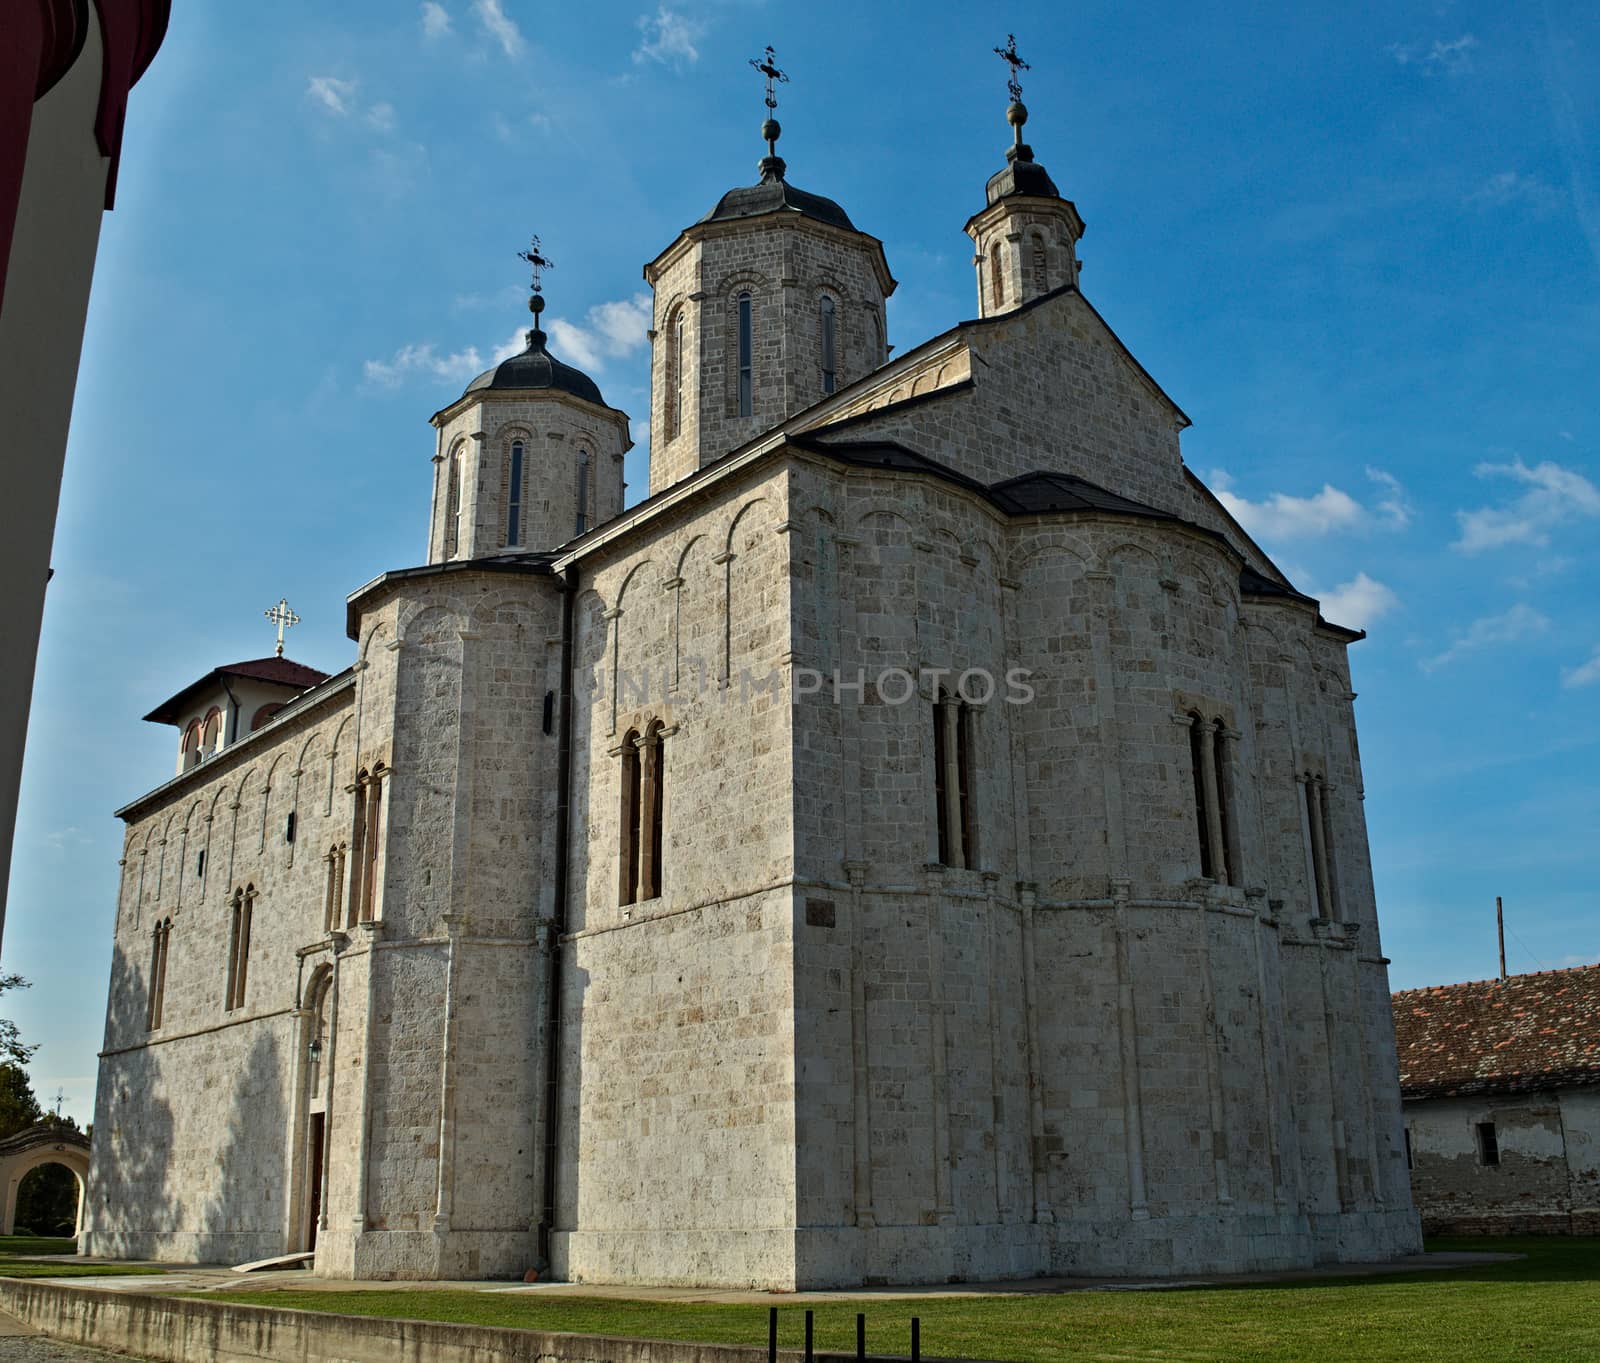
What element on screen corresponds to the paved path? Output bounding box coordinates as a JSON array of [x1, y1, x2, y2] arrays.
[[0, 1309, 149, 1361]]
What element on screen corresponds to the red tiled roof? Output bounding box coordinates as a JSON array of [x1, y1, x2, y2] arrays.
[[1392, 963, 1600, 1101], [143, 657, 331, 725]]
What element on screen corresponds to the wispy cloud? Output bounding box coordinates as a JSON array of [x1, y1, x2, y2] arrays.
[[546, 294, 652, 370], [1316, 573, 1401, 631], [1210, 467, 1410, 542], [1562, 645, 1600, 690], [1453, 457, 1600, 552], [633, 7, 702, 69], [367, 102, 396, 133], [1467, 171, 1562, 214], [1387, 33, 1479, 74], [1424, 603, 1550, 672], [421, 1, 452, 38], [1541, 25, 1600, 274], [306, 75, 357, 116], [364, 343, 484, 388], [473, 0, 524, 57]]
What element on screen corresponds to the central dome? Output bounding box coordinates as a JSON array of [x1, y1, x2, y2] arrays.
[[699, 176, 856, 232], [463, 328, 605, 407]]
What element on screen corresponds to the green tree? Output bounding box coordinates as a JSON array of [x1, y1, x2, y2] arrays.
[[0, 973, 82, 1235], [0, 973, 41, 1139]]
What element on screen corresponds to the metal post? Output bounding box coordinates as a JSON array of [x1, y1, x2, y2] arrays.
[[911, 1316, 921, 1363], [1497, 896, 1507, 981], [856, 1312, 866, 1362], [769, 1306, 778, 1363], [805, 1309, 814, 1363]]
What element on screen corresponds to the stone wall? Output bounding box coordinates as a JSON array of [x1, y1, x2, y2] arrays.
[[1405, 1086, 1600, 1234]]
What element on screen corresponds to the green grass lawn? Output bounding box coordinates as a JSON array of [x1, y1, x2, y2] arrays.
[[194, 1236, 1600, 1362], [0, 1234, 162, 1278], [0, 1235, 76, 1257]]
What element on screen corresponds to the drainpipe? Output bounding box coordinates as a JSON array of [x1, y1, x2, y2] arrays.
[[219, 674, 241, 747], [537, 564, 577, 1268]]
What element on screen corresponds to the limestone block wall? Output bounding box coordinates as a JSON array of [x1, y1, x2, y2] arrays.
[[1405, 1087, 1600, 1234], [85, 683, 360, 1265], [648, 216, 891, 492], [429, 393, 628, 562], [552, 463, 801, 1285]]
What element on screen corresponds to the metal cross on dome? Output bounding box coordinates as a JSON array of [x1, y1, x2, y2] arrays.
[[265, 597, 300, 657], [518, 235, 553, 299], [749, 44, 788, 115], [994, 33, 1030, 104]]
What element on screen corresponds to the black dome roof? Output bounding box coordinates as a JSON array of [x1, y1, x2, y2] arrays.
[[700, 157, 856, 232], [463, 328, 605, 407], [985, 143, 1060, 205]]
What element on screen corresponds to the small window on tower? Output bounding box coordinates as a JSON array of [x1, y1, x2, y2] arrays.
[[819, 296, 837, 395], [506, 439, 525, 546], [736, 291, 753, 417], [576, 450, 591, 537]]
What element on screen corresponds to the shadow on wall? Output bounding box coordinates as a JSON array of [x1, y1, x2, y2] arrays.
[[197, 1029, 287, 1262]]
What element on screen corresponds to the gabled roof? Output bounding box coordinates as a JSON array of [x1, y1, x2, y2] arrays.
[[143, 657, 331, 726], [1393, 964, 1600, 1101]]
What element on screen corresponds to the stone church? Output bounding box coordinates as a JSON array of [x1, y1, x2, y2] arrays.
[[83, 70, 1422, 1286]]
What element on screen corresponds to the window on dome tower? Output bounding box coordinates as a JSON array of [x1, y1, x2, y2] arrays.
[[820, 296, 837, 395], [737, 291, 753, 417]]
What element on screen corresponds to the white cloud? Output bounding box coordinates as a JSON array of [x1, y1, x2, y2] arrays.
[[1468, 171, 1561, 214], [367, 101, 396, 132], [1453, 457, 1600, 552], [546, 294, 652, 370], [1388, 33, 1479, 73], [307, 75, 357, 116], [1423, 604, 1550, 672], [421, 2, 452, 38], [473, 0, 524, 57], [364, 343, 484, 388], [634, 418, 650, 451], [1316, 573, 1401, 631], [493, 325, 529, 362], [633, 7, 702, 68], [1210, 468, 1410, 542], [1562, 645, 1600, 690]]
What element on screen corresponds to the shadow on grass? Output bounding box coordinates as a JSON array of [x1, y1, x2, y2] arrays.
[[0, 1236, 76, 1257]]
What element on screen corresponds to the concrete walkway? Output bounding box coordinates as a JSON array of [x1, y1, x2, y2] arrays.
[[26, 1250, 1519, 1304]]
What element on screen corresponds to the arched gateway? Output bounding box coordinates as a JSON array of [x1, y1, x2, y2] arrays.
[[0, 1123, 91, 1237]]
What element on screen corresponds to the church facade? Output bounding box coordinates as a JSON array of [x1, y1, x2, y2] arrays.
[[82, 83, 1421, 1286]]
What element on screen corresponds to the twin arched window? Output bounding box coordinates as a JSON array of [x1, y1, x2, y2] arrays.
[[348, 765, 385, 924], [1303, 768, 1339, 919], [619, 721, 666, 905], [225, 885, 255, 1012], [819, 295, 838, 395], [932, 690, 976, 868], [1188, 712, 1237, 885], [146, 917, 171, 1030]]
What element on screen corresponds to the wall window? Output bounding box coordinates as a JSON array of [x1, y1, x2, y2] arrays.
[[932, 690, 976, 869], [736, 291, 753, 417], [324, 842, 347, 932], [575, 449, 591, 537], [867, 309, 883, 368], [1188, 711, 1238, 885], [443, 445, 464, 558], [225, 885, 254, 1012], [200, 708, 222, 757], [146, 917, 171, 1031], [990, 248, 1006, 308], [1303, 768, 1338, 919], [619, 724, 666, 905], [250, 704, 284, 732], [348, 766, 385, 925], [180, 721, 201, 770], [1404, 1128, 1414, 1170], [666, 306, 684, 441], [1030, 235, 1048, 296], [819, 295, 837, 395], [1476, 1121, 1500, 1167], [506, 439, 525, 546]]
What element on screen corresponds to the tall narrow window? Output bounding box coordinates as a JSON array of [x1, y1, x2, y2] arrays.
[[348, 775, 367, 929], [444, 446, 464, 558], [358, 765, 383, 923], [324, 843, 346, 932], [956, 701, 975, 867], [225, 886, 253, 1012], [819, 296, 837, 395], [619, 730, 641, 905], [667, 307, 684, 440], [180, 721, 200, 771], [575, 451, 591, 536], [146, 918, 170, 1030], [932, 696, 950, 866], [1212, 721, 1235, 885], [991, 249, 1006, 308], [200, 708, 221, 758], [867, 310, 883, 369], [736, 291, 753, 417], [506, 439, 524, 546], [1031, 236, 1048, 296], [932, 691, 976, 868], [1189, 713, 1213, 880], [643, 721, 666, 900], [1304, 770, 1337, 919], [1476, 1121, 1500, 1167]]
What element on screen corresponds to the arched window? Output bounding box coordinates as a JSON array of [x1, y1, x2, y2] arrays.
[[180, 721, 201, 771], [225, 885, 254, 1012], [931, 689, 976, 868], [358, 765, 384, 923], [867, 309, 883, 369], [1030, 235, 1048, 297], [666, 306, 685, 441], [736, 291, 753, 417], [443, 445, 464, 558], [146, 917, 171, 1030], [200, 708, 222, 758], [1189, 711, 1239, 885], [619, 729, 642, 905], [1188, 713, 1213, 880], [250, 704, 284, 732], [641, 720, 665, 900], [323, 842, 346, 932], [990, 248, 1006, 308], [819, 296, 838, 395], [506, 439, 525, 546], [575, 448, 592, 537], [1303, 768, 1338, 919]]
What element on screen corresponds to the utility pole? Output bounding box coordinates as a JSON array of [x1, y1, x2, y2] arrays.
[[1496, 896, 1508, 982]]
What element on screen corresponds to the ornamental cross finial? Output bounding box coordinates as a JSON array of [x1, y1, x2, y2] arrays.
[[518, 234, 555, 334], [994, 33, 1030, 104], [749, 45, 788, 115], [265, 597, 300, 658]]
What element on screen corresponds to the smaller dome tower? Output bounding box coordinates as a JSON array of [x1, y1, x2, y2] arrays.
[[426, 239, 632, 562], [964, 36, 1084, 317]]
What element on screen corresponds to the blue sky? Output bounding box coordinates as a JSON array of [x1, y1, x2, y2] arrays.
[[6, 1, 1599, 1125]]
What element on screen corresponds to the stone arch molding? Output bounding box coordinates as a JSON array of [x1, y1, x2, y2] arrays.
[[0, 1124, 90, 1237]]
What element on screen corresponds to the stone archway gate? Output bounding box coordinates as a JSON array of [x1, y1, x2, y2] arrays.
[[0, 1123, 90, 1237]]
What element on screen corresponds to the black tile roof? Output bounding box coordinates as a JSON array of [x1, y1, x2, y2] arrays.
[[143, 657, 330, 725], [700, 177, 856, 232], [463, 328, 604, 407]]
